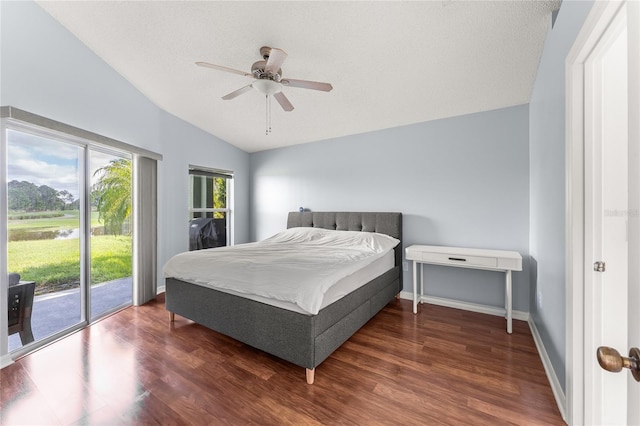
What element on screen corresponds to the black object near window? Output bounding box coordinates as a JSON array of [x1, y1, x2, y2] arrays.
[[8, 274, 35, 345], [189, 218, 227, 250]]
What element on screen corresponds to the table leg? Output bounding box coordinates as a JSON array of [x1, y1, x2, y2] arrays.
[[420, 263, 424, 304], [506, 270, 513, 334], [413, 260, 418, 314], [504, 276, 508, 321]]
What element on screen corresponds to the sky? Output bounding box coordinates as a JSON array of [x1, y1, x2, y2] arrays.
[[7, 129, 127, 200]]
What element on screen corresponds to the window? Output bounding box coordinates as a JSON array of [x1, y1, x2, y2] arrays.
[[188, 167, 233, 250]]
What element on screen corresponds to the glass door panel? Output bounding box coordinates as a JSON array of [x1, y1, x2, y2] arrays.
[[7, 129, 83, 351], [89, 150, 132, 321]]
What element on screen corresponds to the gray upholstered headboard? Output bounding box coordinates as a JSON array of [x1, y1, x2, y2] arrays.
[[287, 211, 403, 284]]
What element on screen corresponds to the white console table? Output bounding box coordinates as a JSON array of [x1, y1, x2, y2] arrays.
[[405, 245, 522, 334]]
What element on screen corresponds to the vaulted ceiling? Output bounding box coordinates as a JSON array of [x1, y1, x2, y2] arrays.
[[38, 1, 560, 153]]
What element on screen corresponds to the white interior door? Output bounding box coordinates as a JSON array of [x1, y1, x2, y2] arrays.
[[583, 1, 640, 425]]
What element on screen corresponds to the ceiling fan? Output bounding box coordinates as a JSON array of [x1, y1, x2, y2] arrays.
[[196, 46, 333, 113]]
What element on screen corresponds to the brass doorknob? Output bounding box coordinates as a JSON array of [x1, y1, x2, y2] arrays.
[[597, 346, 640, 382]]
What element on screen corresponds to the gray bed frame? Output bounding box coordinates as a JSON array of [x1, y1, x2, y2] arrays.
[[165, 211, 403, 384]]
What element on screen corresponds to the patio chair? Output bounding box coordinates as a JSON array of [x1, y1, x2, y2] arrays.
[[8, 273, 35, 345]]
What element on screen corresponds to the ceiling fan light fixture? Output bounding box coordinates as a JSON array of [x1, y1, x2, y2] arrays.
[[252, 79, 282, 96]]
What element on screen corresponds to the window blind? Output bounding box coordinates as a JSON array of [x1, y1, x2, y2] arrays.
[[133, 155, 158, 305], [189, 167, 233, 180]]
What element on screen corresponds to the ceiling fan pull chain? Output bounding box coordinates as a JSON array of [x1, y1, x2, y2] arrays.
[[268, 95, 272, 134], [265, 95, 269, 135], [264, 94, 272, 135]]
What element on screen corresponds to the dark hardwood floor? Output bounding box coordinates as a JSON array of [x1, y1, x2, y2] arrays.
[[1, 294, 564, 425]]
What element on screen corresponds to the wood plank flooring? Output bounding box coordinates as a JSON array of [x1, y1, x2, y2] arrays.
[[1, 294, 564, 425]]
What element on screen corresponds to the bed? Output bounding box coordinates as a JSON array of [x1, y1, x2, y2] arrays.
[[164, 211, 403, 384]]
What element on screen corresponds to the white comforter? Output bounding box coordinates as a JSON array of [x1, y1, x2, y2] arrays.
[[163, 227, 400, 315]]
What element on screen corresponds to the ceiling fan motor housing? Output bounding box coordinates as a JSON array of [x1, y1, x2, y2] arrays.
[[252, 60, 282, 81]]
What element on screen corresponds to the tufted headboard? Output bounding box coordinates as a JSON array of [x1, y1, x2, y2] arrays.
[[287, 211, 403, 284]]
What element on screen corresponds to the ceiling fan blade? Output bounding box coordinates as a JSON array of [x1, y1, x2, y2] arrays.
[[273, 92, 294, 112], [265, 48, 288, 74], [281, 78, 333, 92], [222, 85, 253, 100], [196, 62, 253, 78]]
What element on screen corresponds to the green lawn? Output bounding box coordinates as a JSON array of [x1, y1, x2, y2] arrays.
[[7, 210, 131, 295], [8, 236, 132, 295]]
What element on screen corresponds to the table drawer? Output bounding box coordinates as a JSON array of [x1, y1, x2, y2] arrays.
[[421, 252, 498, 268]]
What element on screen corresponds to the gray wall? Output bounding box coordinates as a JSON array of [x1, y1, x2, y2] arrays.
[[250, 105, 530, 312], [529, 0, 594, 393], [0, 1, 251, 290]]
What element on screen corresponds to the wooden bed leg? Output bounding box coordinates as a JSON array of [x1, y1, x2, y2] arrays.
[[169, 312, 175, 322], [306, 368, 315, 385], [395, 293, 401, 299]]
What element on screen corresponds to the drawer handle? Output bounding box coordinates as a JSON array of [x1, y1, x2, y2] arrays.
[[448, 257, 467, 262]]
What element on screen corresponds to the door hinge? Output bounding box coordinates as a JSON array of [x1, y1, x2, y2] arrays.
[[594, 261, 606, 272]]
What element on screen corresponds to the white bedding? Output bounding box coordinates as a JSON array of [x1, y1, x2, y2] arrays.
[[163, 227, 400, 315], [185, 250, 395, 315]]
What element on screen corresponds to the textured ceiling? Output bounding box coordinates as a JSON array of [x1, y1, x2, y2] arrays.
[[37, 1, 560, 153]]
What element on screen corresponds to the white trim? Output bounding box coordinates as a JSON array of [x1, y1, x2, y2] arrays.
[[398, 291, 529, 321], [529, 317, 567, 423], [566, 2, 623, 424], [0, 353, 12, 369], [0, 119, 8, 361]]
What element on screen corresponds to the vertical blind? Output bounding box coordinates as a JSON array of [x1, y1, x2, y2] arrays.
[[188, 167, 234, 180], [133, 155, 158, 305]]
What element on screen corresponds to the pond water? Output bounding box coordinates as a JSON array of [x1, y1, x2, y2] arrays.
[[9, 227, 104, 242]]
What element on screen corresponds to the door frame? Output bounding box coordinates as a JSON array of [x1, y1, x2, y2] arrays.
[[566, 1, 631, 424], [0, 119, 10, 368]]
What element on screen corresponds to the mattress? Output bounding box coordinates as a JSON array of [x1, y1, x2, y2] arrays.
[[174, 249, 394, 315], [163, 227, 400, 314]]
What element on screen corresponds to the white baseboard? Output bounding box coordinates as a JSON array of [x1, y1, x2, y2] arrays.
[[1, 353, 14, 369], [398, 291, 529, 321], [528, 318, 567, 423]]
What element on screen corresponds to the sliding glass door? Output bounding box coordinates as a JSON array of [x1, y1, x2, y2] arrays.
[[6, 129, 83, 351], [5, 127, 132, 353], [89, 150, 132, 321]]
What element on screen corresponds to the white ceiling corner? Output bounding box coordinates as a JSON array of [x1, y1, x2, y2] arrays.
[[36, 1, 560, 153]]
